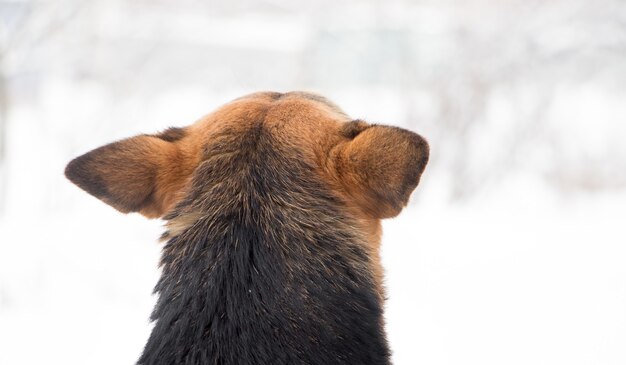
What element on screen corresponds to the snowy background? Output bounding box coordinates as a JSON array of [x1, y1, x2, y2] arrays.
[[1, 0, 626, 364]]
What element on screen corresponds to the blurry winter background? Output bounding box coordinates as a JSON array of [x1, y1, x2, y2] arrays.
[[1, 0, 625, 364]]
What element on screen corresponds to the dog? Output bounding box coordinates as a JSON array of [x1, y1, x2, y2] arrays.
[[65, 91, 429, 364]]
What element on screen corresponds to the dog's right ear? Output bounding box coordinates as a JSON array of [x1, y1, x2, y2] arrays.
[[65, 129, 198, 218], [331, 123, 429, 219]]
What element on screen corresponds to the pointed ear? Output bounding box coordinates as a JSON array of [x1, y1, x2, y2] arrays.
[[65, 132, 196, 218], [333, 124, 429, 219]]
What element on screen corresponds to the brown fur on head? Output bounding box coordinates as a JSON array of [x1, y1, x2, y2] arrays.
[[65, 91, 429, 294]]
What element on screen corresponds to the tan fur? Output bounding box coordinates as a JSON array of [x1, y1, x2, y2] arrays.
[[65, 91, 429, 299]]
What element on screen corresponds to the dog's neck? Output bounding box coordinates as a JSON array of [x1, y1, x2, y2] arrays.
[[138, 146, 390, 365]]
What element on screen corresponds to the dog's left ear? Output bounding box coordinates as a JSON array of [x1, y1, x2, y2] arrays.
[[65, 132, 198, 218], [332, 123, 429, 219]]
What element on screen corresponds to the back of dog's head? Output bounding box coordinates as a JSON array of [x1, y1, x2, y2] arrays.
[[65, 91, 429, 365]]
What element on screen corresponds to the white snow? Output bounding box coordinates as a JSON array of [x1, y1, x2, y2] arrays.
[[2, 0, 626, 364]]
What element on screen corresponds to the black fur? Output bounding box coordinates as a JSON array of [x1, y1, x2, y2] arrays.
[[138, 123, 390, 365], [341, 120, 370, 139], [65, 149, 110, 199], [156, 127, 186, 142]]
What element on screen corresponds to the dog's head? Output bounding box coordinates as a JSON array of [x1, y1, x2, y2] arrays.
[[66, 92, 428, 223], [66, 91, 429, 298]]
